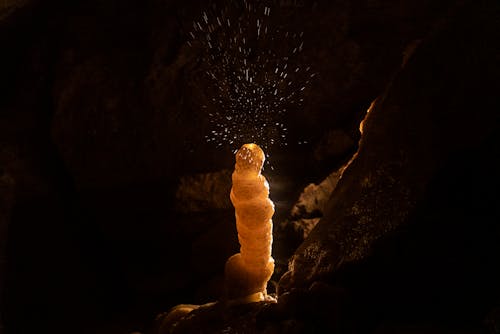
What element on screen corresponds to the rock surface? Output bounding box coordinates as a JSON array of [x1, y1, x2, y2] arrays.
[[273, 167, 343, 277], [280, 0, 500, 292], [277, 0, 500, 332], [290, 168, 343, 220]]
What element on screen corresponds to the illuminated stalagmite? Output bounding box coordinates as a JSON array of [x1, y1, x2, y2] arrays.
[[224, 143, 275, 302], [159, 144, 275, 330]]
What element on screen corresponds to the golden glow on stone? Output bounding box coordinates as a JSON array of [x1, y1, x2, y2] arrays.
[[224, 143, 275, 301], [359, 98, 377, 135]]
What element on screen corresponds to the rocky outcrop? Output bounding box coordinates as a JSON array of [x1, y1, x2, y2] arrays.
[[290, 169, 343, 220], [273, 168, 343, 277], [280, 0, 500, 293], [276, 0, 500, 331]]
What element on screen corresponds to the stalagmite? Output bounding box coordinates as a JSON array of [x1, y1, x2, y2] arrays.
[[224, 143, 275, 303]]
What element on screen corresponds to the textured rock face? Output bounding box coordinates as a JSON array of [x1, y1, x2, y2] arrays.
[[290, 169, 343, 220], [280, 0, 500, 292], [277, 0, 500, 331], [273, 168, 343, 277]]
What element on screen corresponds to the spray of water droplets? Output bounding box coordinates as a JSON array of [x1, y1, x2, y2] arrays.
[[187, 0, 315, 153]]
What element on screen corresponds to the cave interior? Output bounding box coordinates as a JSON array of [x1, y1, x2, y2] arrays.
[[0, 0, 499, 333]]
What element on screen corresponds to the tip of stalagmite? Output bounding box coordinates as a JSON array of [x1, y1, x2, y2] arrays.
[[235, 143, 265, 174]]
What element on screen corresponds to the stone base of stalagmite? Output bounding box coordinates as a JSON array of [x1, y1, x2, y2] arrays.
[[224, 253, 275, 301]]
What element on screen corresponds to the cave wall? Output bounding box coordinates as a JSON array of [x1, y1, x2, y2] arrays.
[[163, 1, 500, 333], [278, 0, 500, 332], [1, 0, 496, 333]]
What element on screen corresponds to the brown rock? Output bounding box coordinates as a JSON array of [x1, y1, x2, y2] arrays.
[[280, 0, 500, 294], [290, 168, 343, 219]]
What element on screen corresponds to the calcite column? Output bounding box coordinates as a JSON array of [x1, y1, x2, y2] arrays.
[[224, 143, 275, 302]]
